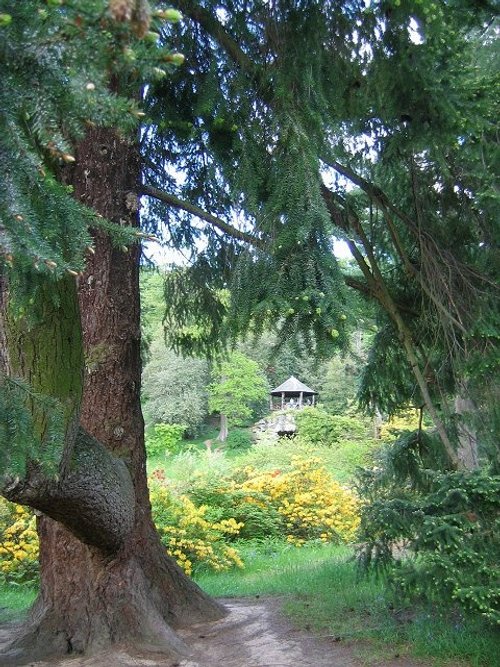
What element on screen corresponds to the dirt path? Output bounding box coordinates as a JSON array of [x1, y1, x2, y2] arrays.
[[0, 597, 431, 667]]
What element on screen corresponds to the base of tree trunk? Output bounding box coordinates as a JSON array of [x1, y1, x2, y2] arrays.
[[1, 602, 187, 667], [0, 518, 225, 666]]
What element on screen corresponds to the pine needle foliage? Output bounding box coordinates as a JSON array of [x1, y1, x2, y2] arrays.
[[0, 1, 138, 279], [163, 262, 231, 357], [357, 458, 500, 625], [358, 323, 420, 416], [143, 1, 498, 430], [0, 377, 65, 480], [0, 0, 184, 281], [0, 0, 184, 481]]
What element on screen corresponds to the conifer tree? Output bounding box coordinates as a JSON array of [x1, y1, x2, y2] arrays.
[[0, 2, 222, 662], [141, 0, 499, 470]]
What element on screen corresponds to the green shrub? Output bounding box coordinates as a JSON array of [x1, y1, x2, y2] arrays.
[[189, 477, 284, 540], [294, 407, 336, 444], [358, 437, 500, 625], [146, 423, 186, 458], [224, 429, 253, 451], [295, 407, 369, 447]]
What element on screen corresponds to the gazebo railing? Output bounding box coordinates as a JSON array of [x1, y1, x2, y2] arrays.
[[269, 392, 316, 410]]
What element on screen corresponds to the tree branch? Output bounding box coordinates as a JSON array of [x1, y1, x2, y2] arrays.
[[174, 3, 476, 340], [141, 183, 262, 248], [3, 428, 136, 553], [174, 1, 261, 80], [321, 158, 468, 333]]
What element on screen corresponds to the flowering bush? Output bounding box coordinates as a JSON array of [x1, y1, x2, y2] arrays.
[[188, 474, 284, 540], [186, 456, 360, 547], [238, 456, 360, 545], [0, 498, 39, 585], [0, 456, 360, 586], [150, 483, 244, 575]]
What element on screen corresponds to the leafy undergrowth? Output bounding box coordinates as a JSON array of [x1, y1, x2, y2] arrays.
[[196, 542, 500, 667]]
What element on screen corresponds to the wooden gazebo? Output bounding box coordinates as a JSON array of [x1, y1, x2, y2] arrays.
[[269, 376, 317, 410]]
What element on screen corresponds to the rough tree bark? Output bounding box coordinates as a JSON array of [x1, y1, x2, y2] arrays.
[[454, 394, 479, 470], [218, 413, 229, 442], [0, 127, 223, 666]]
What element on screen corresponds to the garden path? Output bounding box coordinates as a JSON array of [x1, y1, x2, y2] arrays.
[[0, 597, 432, 667]]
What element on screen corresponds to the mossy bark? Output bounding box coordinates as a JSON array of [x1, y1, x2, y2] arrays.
[[2, 275, 83, 457]]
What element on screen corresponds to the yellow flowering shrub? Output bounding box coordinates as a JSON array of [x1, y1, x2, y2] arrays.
[[238, 457, 360, 544], [150, 483, 244, 575], [0, 498, 39, 584], [380, 409, 422, 441]]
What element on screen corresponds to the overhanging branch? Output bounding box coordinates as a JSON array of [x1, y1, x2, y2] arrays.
[[141, 184, 261, 248], [174, 1, 261, 81]]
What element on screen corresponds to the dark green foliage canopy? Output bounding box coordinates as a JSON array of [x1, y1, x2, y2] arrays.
[[0, 0, 150, 281], [140, 0, 498, 468], [0, 0, 184, 483]]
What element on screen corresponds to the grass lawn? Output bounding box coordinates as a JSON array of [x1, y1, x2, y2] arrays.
[[196, 542, 500, 667], [0, 584, 37, 623], [1, 543, 497, 666]]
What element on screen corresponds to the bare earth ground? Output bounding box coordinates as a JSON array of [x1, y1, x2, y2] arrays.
[[0, 597, 432, 667]]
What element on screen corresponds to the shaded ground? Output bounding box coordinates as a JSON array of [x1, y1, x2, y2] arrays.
[[0, 597, 433, 667]]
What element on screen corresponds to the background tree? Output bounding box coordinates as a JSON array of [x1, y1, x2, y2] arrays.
[[142, 339, 209, 436], [208, 351, 269, 441]]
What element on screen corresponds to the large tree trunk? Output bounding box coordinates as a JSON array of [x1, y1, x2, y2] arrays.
[[0, 127, 223, 666]]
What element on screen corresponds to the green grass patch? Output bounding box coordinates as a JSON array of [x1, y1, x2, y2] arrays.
[[182, 426, 221, 450], [196, 542, 500, 667], [146, 426, 219, 474], [0, 583, 36, 623], [196, 541, 348, 597]]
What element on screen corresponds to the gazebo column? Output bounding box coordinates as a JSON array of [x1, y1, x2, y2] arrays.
[[312, 394, 315, 406], [281, 392, 285, 409], [299, 391, 303, 408]]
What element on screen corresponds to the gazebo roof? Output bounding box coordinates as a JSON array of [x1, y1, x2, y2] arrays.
[[270, 376, 317, 396]]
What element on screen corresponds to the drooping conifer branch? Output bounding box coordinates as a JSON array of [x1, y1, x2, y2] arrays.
[[174, 0, 262, 83], [175, 3, 485, 348], [321, 156, 470, 335], [143, 182, 389, 304], [141, 183, 261, 247], [320, 180, 460, 466]]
